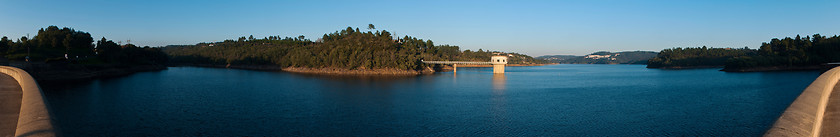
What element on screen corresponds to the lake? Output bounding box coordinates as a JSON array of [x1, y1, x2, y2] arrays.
[[42, 64, 821, 136]]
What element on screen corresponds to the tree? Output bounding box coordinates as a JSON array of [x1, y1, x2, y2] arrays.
[[96, 37, 121, 62], [647, 46, 756, 68], [368, 24, 376, 30], [0, 26, 168, 66]]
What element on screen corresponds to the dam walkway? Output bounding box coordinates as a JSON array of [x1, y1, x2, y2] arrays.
[[766, 66, 840, 137], [0, 74, 22, 136], [0, 66, 56, 137]]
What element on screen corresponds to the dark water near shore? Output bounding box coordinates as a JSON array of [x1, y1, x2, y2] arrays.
[[42, 64, 821, 136]]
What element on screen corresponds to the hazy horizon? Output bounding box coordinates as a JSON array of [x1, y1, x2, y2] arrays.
[[2, 0, 839, 56]]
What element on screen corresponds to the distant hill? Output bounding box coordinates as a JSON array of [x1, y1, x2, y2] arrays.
[[537, 51, 658, 64], [534, 55, 578, 62]]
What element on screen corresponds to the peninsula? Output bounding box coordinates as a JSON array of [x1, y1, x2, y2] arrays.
[[164, 25, 543, 75]]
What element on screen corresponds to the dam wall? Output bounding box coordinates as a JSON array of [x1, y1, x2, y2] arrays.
[[766, 66, 840, 137], [0, 66, 56, 137]]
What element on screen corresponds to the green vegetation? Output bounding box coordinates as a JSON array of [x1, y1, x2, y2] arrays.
[[538, 51, 657, 64], [164, 26, 542, 71], [647, 46, 755, 68], [0, 26, 167, 66], [647, 34, 840, 71], [725, 34, 840, 71]]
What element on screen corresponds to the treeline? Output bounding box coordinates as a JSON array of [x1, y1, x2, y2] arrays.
[[725, 34, 840, 71], [459, 49, 541, 64], [647, 47, 755, 68], [647, 34, 840, 71], [165, 25, 541, 71], [0, 26, 167, 66]]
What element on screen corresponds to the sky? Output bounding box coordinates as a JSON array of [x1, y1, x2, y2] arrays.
[[1, 0, 839, 56]]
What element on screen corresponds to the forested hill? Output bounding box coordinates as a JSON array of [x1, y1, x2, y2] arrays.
[[724, 34, 840, 71], [164, 25, 542, 72], [537, 51, 657, 64], [647, 34, 840, 71], [646, 47, 755, 68]]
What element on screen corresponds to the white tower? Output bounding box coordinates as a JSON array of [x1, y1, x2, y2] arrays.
[[491, 55, 508, 74]]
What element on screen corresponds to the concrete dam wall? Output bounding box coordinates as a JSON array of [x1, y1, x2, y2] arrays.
[[0, 66, 56, 137], [766, 66, 840, 137]]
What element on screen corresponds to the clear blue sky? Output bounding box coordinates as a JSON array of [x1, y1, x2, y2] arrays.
[[1, 0, 839, 56]]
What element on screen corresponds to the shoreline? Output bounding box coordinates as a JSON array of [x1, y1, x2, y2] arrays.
[[648, 65, 835, 72], [172, 63, 552, 75], [646, 66, 724, 69], [26, 64, 167, 84], [282, 67, 430, 76], [444, 64, 546, 68], [721, 65, 828, 72], [170, 64, 435, 76]]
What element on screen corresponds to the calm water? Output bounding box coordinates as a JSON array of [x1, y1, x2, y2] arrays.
[[42, 64, 821, 136]]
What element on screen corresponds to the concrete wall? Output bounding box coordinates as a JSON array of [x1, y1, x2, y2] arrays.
[[490, 56, 507, 65], [493, 64, 505, 74], [765, 66, 840, 137], [0, 66, 56, 137]]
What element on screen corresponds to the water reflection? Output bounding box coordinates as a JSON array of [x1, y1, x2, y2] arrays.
[[292, 73, 417, 82], [490, 74, 508, 133], [492, 74, 506, 91], [452, 73, 457, 85], [290, 73, 417, 91]]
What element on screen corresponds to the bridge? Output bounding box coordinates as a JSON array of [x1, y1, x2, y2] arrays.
[[422, 55, 508, 74]]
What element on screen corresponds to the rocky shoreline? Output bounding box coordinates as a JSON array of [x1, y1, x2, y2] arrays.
[[171, 64, 436, 76], [452, 64, 545, 67], [282, 67, 433, 76]]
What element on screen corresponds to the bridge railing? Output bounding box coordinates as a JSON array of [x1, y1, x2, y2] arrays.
[[0, 66, 56, 137], [765, 66, 840, 137]]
